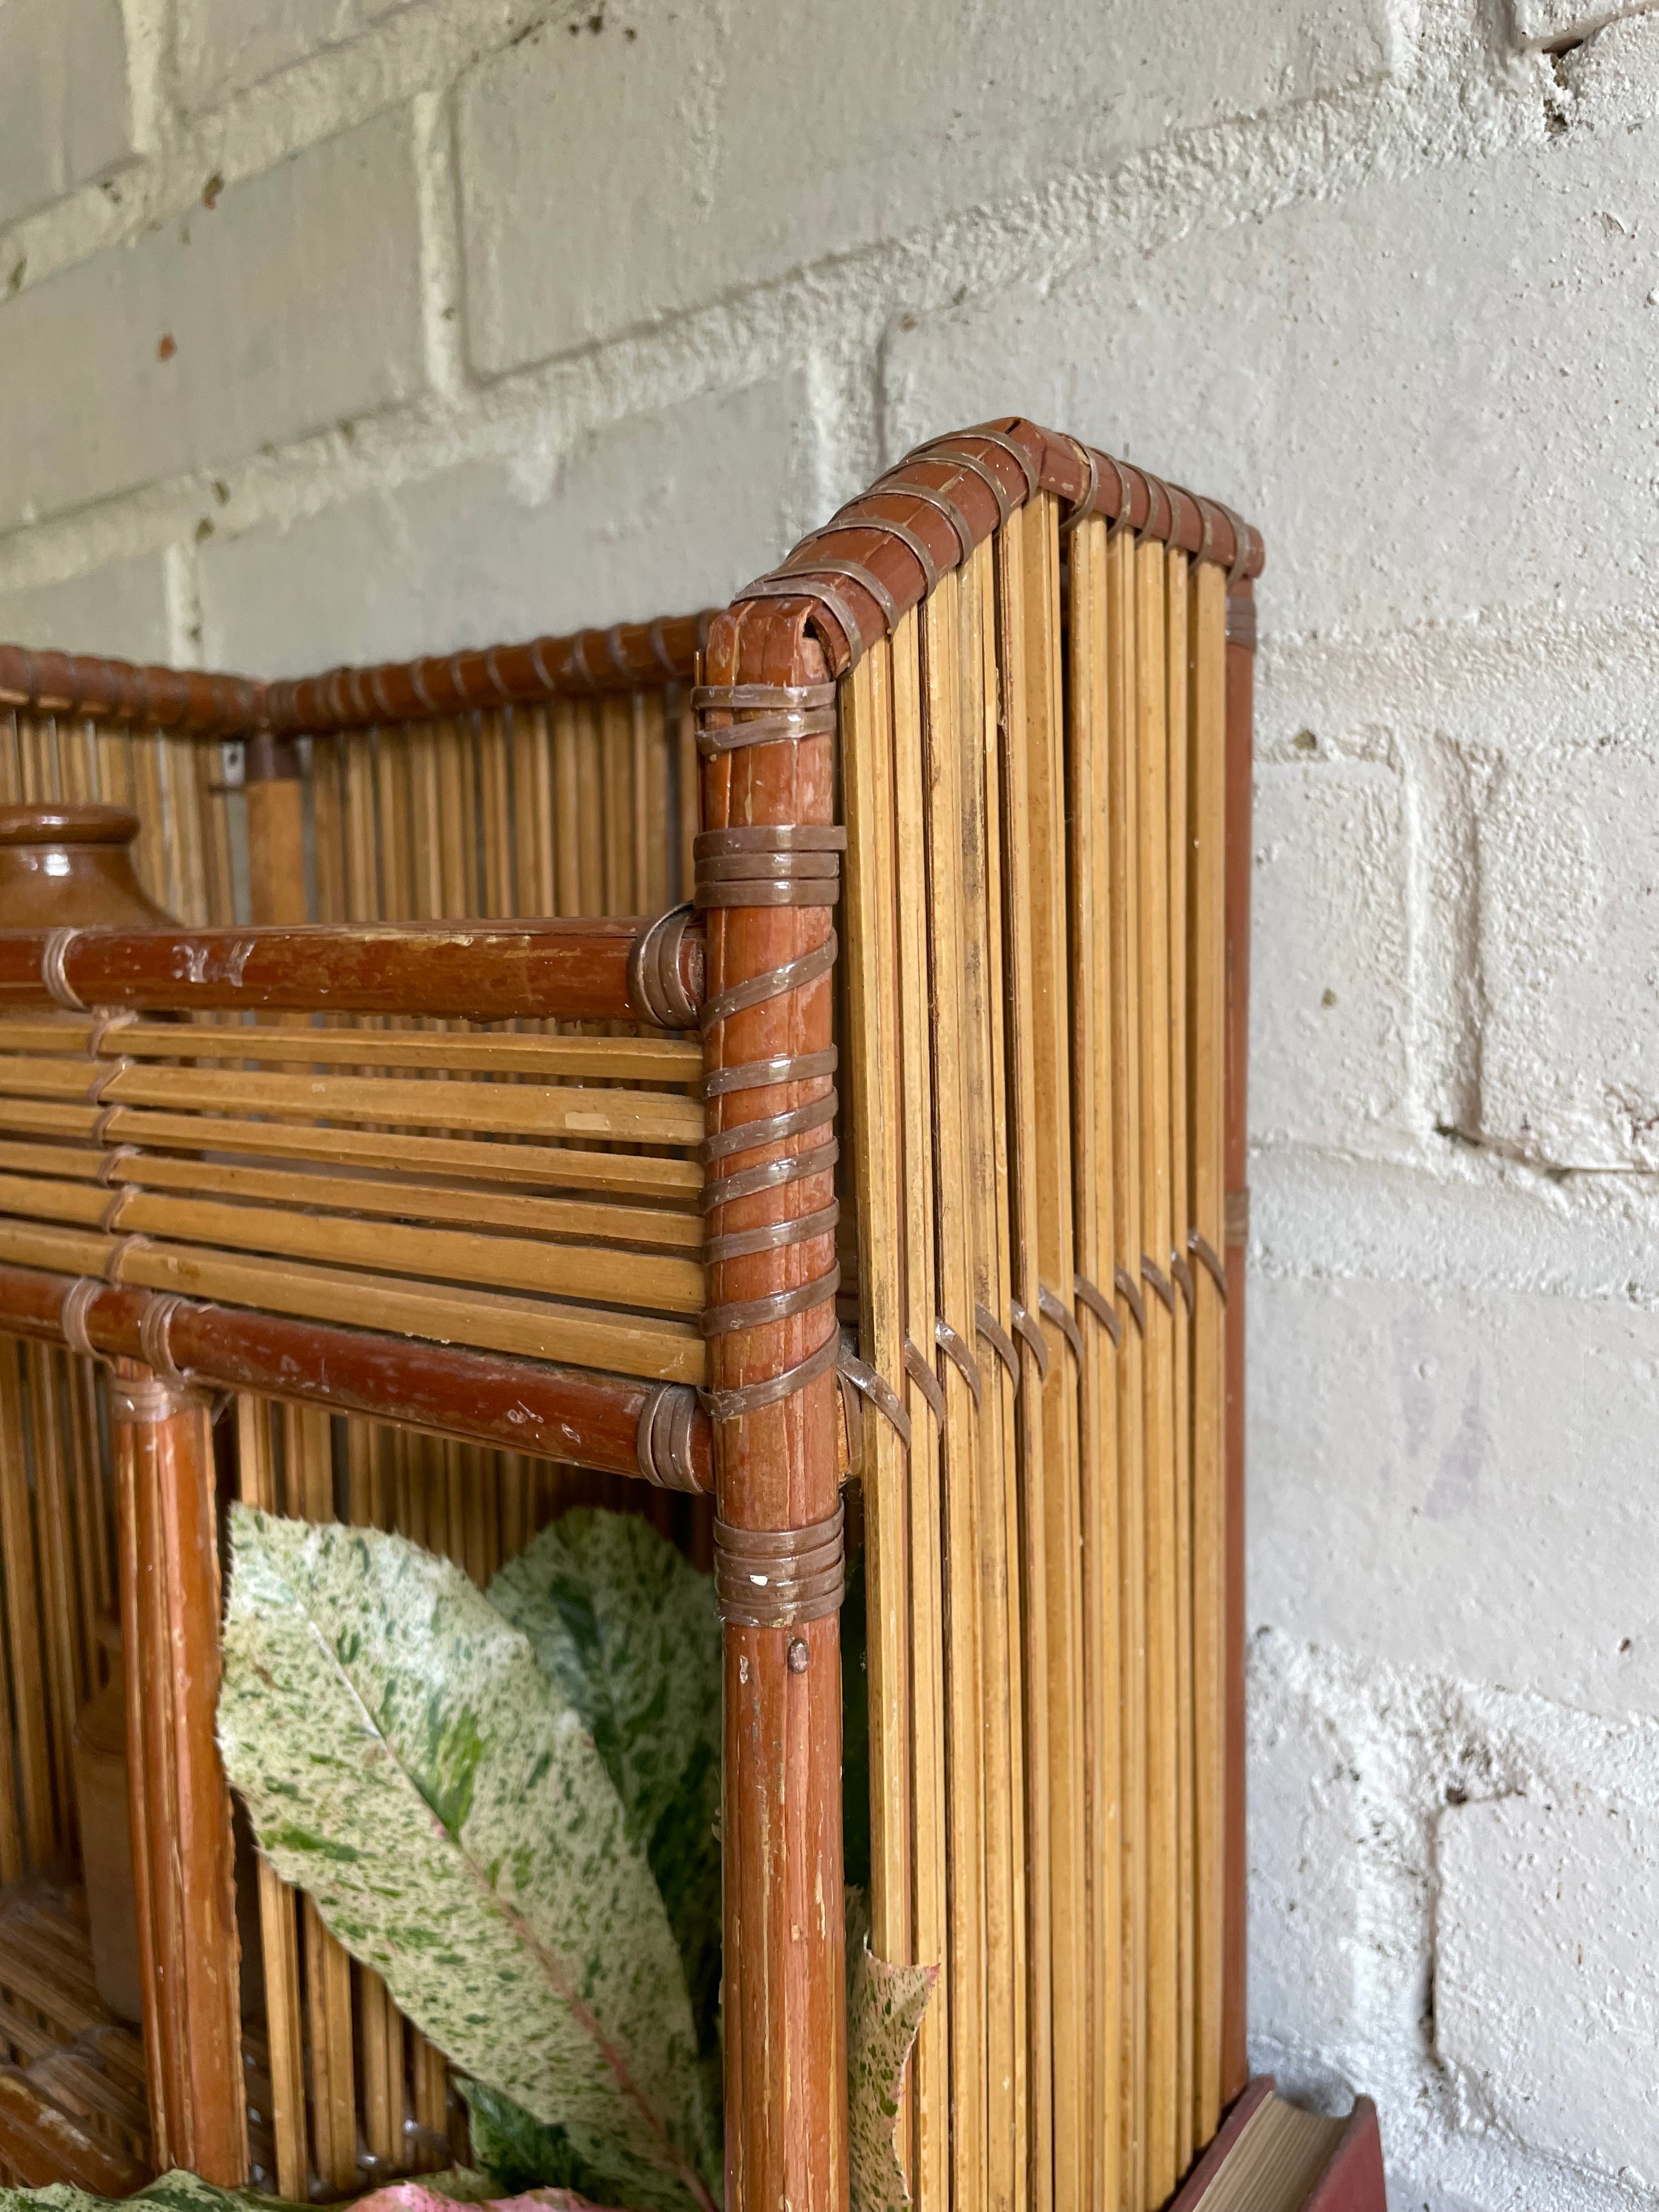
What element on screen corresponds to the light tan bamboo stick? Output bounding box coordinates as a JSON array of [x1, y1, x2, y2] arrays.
[[409, 728, 442, 924], [238, 1395, 310, 2202], [676, 695, 698, 910], [312, 738, 347, 928], [111, 1238, 707, 1383], [1187, 558, 1229, 2148], [438, 722, 475, 921], [0, 1342, 54, 1867], [552, 703, 583, 922], [342, 735, 380, 926], [97, 1152, 703, 1254], [1104, 521, 1147, 2212], [340, 1418, 414, 2176], [1064, 514, 1122, 2212], [1017, 493, 1088, 2212], [511, 709, 550, 920], [94, 1108, 703, 1202], [195, 741, 237, 928], [0, 1168, 702, 1300], [65, 1353, 109, 1696], [84, 1020, 702, 1084], [1164, 545, 1197, 2179], [839, 637, 915, 2188], [91, 1184, 706, 1316], [601, 696, 633, 917], [640, 693, 670, 915], [28, 1345, 80, 1839], [922, 572, 990, 2212], [19, 715, 53, 800], [411, 2030, 449, 2168], [379, 736, 415, 929], [58, 717, 92, 805], [164, 736, 210, 926], [96, 729, 136, 817], [479, 715, 513, 920], [962, 534, 1028, 2212], [890, 607, 949, 2212], [1136, 527, 1179, 2208], [246, 768, 308, 932], [0, 716, 20, 801], [77, 1061, 704, 1146], [994, 502, 1054, 2212], [284, 1403, 362, 2193], [576, 705, 605, 917]]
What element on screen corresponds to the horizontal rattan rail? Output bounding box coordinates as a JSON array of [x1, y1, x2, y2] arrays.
[[0, 1259, 713, 1489], [0, 916, 703, 1021]]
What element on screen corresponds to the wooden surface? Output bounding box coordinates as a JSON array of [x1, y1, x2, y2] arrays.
[[0, 916, 703, 1025], [115, 1367, 247, 2183], [1222, 585, 1255, 2106], [699, 600, 846, 2212]]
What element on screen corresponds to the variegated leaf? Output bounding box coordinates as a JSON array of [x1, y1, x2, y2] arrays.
[[218, 1508, 718, 2212], [488, 1511, 722, 2080], [845, 1890, 936, 2212]]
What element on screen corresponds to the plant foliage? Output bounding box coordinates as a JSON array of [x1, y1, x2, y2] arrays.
[[218, 1509, 719, 2212], [845, 1892, 935, 2212]]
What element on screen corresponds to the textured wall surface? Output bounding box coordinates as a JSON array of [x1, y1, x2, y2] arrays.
[[4, 1, 1659, 2201]]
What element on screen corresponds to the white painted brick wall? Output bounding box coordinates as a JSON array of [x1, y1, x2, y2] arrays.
[[0, 0, 135, 228], [458, 0, 1396, 375], [3, 1, 1659, 2201], [198, 373, 816, 673], [175, 0, 415, 110], [1439, 1791, 1659, 2181], [0, 108, 426, 530]]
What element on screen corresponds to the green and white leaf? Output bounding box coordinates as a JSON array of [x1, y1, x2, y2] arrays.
[[0, 2176, 256, 2212], [488, 1511, 719, 1851], [845, 1890, 936, 2212], [218, 1508, 717, 2212], [489, 1512, 723, 2079]]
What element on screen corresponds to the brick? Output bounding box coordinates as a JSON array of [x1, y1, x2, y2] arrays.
[[1438, 1791, 1659, 2174], [199, 375, 815, 676], [0, 109, 425, 531], [0, 0, 134, 228], [1250, 1273, 1659, 1720], [173, 0, 413, 110], [1476, 741, 1659, 1170], [1251, 760, 1411, 1155], [882, 117, 1659, 640], [1248, 1680, 1364, 2056], [0, 552, 172, 665], [458, 0, 1395, 376], [1510, 0, 1659, 48]]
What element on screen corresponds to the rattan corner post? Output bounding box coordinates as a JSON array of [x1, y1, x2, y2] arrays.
[[0, 417, 1260, 2212]]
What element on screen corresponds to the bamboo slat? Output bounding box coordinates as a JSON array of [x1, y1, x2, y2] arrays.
[[1064, 514, 1121, 2212], [1164, 547, 1197, 2180], [1136, 526, 1179, 2209], [1105, 521, 1148, 2212], [957, 534, 1027, 2212], [890, 608, 949, 2212], [839, 640, 913, 2085], [994, 499, 1054, 2212], [1187, 560, 1229, 2148], [921, 571, 988, 2212]]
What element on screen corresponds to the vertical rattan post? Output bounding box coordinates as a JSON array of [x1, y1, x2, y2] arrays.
[[114, 1359, 249, 2183], [243, 733, 308, 926], [695, 604, 848, 2212], [1220, 577, 1255, 2106]]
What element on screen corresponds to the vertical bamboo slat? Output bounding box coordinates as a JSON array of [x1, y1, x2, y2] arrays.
[[1104, 522, 1148, 2211], [921, 574, 988, 2212], [1188, 561, 1229, 2148], [995, 510, 1054, 2212], [839, 639, 913, 2078], [1064, 514, 1121, 2212], [891, 609, 949, 2212]]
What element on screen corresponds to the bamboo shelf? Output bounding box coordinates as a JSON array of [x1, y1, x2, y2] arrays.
[[0, 419, 1260, 2212]]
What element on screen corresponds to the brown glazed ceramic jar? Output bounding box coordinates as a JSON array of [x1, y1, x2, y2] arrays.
[[0, 803, 173, 928]]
